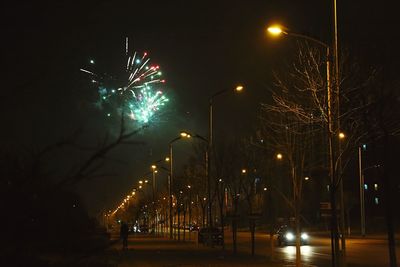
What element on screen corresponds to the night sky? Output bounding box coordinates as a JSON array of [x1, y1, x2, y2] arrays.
[[2, 0, 399, 215]]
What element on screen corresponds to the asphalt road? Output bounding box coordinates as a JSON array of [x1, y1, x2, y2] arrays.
[[78, 230, 399, 266], [224, 230, 400, 267]]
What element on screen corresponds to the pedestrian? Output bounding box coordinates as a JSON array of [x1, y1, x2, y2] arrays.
[[120, 222, 129, 250]]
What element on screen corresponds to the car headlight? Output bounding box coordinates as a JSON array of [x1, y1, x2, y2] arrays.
[[285, 232, 294, 240], [301, 233, 309, 240]]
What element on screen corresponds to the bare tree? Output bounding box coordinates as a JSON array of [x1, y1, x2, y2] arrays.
[[58, 116, 147, 187]]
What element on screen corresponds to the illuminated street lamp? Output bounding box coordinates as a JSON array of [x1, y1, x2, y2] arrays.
[[276, 153, 283, 160], [168, 132, 193, 239], [267, 24, 341, 265], [339, 132, 345, 139], [209, 85, 244, 227], [180, 132, 191, 138]]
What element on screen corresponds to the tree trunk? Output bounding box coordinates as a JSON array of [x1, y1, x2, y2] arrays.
[[250, 219, 255, 256], [295, 201, 301, 267], [270, 231, 275, 261], [178, 208, 181, 241], [232, 196, 239, 255], [220, 201, 225, 251], [383, 134, 398, 267], [232, 219, 237, 255], [183, 207, 186, 241]]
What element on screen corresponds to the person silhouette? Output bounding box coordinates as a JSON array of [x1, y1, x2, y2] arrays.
[[120, 222, 129, 250]]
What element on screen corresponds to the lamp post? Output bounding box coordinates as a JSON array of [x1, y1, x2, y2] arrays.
[[151, 165, 158, 235], [358, 146, 366, 237], [267, 25, 340, 267], [151, 160, 169, 236], [209, 85, 243, 227], [168, 132, 192, 239]]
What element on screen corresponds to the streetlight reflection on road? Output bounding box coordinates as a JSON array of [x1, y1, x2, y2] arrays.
[[282, 245, 313, 261]]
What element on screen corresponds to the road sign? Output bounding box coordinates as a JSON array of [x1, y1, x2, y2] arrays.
[[320, 202, 331, 210]]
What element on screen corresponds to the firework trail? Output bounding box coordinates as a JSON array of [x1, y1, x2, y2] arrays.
[[80, 38, 169, 124]]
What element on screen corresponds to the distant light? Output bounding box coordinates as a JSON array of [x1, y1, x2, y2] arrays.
[[180, 132, 191, 138], [107, 113, 111, 117], [267, 25, 284, 36], [218, 178, 223, 182], [151, 165, 157, 170], [90, 59, 95, 64], [235, 85, 244, 92], [145, 180, 149, 183], [304, 176, 310, 181], [241, 169, 247, 174], [374, 197, 379, 205], [276, 153, 283, 160], [362, 144, 367, 150], [136, 59, 141, 64], [374, 183, 378, 191], [339, 132, 345, 139], [165, 157, 170, 162], [364, 184, 368, 190], [187, 185, 191, 189], [263, 187, 267, 191]]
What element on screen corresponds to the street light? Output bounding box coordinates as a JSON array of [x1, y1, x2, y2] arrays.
[[267, 24, 340, 266], [168, 132, 194, 239], [209, 85, 244, 227], [267, 25, 286, 35], [276, 153, 283, 160]]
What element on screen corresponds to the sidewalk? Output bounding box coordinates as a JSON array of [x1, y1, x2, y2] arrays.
[[108, 233, 283, 267]]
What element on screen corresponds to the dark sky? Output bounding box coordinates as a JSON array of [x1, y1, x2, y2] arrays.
[[2, 0, 399, 215]]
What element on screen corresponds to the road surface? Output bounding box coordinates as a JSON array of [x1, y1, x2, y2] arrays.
[[76, 230, 399, 266]]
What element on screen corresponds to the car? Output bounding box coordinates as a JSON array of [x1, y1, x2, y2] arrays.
[[189, 224, 199, 231], [276, 225, 309, 246], [198, 227, 223, 245]]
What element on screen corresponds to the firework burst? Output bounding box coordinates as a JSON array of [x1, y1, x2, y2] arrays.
[[80, 39, 169, 125]]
